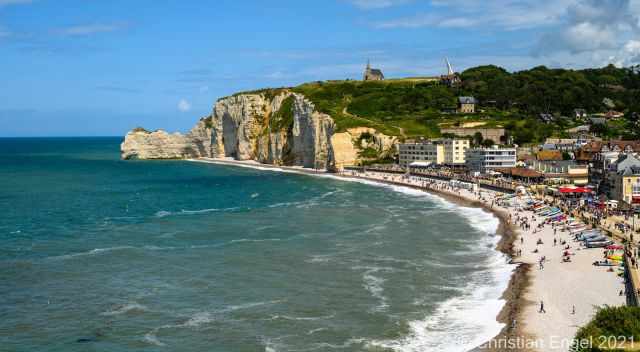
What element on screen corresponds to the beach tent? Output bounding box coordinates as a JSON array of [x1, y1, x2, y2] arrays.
[[558, 186, 593, 193], [409, 161, 431, 168]]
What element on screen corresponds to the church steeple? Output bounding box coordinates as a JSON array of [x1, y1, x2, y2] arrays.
[[366, 59, 371, 70], [445, 57, 454, 75]]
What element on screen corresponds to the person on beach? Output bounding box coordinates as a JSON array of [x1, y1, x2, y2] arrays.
[[572, 305, 575, 315], [539, 301, 546, 313]]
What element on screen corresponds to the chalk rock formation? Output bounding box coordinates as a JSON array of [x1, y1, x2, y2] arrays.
[[331, 127, 398, 169], [120, 117, 213, 160], [210, 92, 335, 169]]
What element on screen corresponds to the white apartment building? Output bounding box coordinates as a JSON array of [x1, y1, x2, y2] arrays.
[[398, 139, 470, 167], [441, 139, 470, 165], [465, 146, 517, 173]]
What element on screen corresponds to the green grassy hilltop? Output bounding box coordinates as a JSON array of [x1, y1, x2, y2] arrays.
[[236, 64, 640, 144]]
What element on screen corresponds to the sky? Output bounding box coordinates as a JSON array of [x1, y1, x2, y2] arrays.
[[1, 0, 640, 136]]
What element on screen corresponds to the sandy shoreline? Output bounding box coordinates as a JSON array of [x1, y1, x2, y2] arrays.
[[188, 158, 626, 351]]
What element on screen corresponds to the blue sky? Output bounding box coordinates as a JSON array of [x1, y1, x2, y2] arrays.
[[1, 0, 640, 136]]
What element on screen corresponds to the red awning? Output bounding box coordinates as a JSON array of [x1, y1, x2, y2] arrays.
[[559, 187, 593, 193]]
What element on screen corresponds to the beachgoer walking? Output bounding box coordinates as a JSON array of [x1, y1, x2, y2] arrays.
[[539, 301, 546, 313]]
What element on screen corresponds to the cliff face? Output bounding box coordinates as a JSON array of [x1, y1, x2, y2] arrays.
[[121, 91, 395, 170], [211, 92, 335, 169], [331, 127, 397, 169]]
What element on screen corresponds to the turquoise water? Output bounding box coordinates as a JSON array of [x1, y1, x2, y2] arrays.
[[0, 138, 511, 352]]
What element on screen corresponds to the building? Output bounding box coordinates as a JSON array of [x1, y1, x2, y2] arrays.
[[363, 60, 384, 81], [580, 140, 640, 194], [607, 154, 640, 207], [527, 159, 589, 185], [541, 138, 586, 152], [457, 96, 476, 113], [440, 127, 505, 145], [574, 109, 587, 119], [398, 141, 443, 167], [539, 113, 555, 124], [465, 146, 517, 173], [440, 138, 470, 165], [398, 138, 470, 167], [536, 150, 564, 161]]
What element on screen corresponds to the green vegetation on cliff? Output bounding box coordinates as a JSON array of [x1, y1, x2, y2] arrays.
[[234, 64, 640, 143], [270, 95, 295, 131]]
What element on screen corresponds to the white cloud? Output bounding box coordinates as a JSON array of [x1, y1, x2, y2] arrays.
[[376, 0, 575, 30], [177, 99, 191, 112], [347, 0, 411, 9], [55, 23, 128, 36], [534, 0, 640, 66]]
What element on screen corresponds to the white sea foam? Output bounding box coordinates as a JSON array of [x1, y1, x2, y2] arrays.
[[183, 312, 214, 327], [368, 236, 513, 352], [143, 300, 284, 346], [154, 210, 172, 218], [229, 238, 282, 245], [306, 327, 328, 335], [155, 207, 241, 218], [101, 303, 147, 316], [306, 254, 334, 264], [49, 246, 135, 260], [268, 313, 335, 321], [352, 266, 394, 312], [143, 330, 165, 346], [457, 206, 500, 235]]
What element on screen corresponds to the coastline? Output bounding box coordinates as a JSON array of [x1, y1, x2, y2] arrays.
[[189, 157, 530, 351]]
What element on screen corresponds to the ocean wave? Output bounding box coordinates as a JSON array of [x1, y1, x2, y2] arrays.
[[267, 313, 335, 321], [143, 300, 284, 346], [306, 327, 329, 335], [154, 210, 172, 218], [292, 338, 367, 351], [306, 254, 334, 264], [183, 312, 214, 327], [154, 207, 241, 218], [368, 251, 512, 352], [352, 266, 395, 313], [456, 206, 500, 235], [143, 330, 165, 346], [101, 303, 147, 316], [48, 246, 136, 260], [186, 160, 513, 351], [229, 238, 282, 244]]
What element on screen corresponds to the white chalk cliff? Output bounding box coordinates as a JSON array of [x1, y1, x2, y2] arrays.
[[121, 90, 396, 170]]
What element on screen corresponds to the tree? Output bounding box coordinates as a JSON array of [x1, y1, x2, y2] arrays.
[[473, 132, 484, 146], [482, 139, 495, 147]]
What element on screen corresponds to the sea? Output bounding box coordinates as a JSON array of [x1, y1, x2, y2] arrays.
[[0, 137, 513, 352]]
